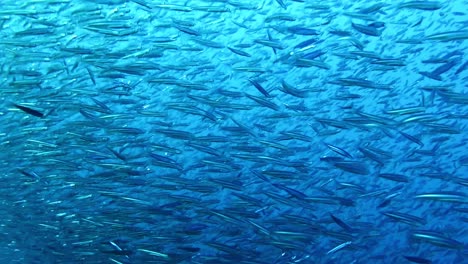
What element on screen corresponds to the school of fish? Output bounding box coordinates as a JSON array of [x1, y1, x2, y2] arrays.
[[0, 0, 467, 263]]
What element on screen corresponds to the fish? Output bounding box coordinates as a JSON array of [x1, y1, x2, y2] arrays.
[[382, 211, 426, 226], [397, 1, 443, 10], [414, 192, 468, 203], [352, 22, 381, 36], [12, 103, 45, 118], [333, 161, 370, 175], [378, 173, 409, 183], [272, 183, 308, 200], [279, 80, 308, 98], [287, 26, 319, 35], [329, 213, 354, 233], [248, 79, 270, 97], [327, 241, 352, 255], [227, 46, 251, 57], [403, 256, 432, 264], [411, 230, 464, 249]]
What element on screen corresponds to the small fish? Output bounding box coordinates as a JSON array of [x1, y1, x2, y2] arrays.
[[12, 103, 45, 118], [414, 192, 467, 203], [327, 241, 352, 255], [411, 230, 463, 249], [403, 256, 432, 264], [330, 213, 354, 232], [287, 26, 319, 35], [325, 143, 353, 159], [248, 79, 270, 97], [382, 211, 426, 226], [227, 46, 251, 57], [397, 1, 443, 10], [352, 22, 381, 36]]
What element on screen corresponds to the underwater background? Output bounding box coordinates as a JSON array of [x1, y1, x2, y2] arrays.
[[0, 0, 467, 263]]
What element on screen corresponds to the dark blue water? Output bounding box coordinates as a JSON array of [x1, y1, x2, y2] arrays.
[[0, 1, 466, 263]]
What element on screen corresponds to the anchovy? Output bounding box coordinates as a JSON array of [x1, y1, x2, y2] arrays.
[[287, 26, 319, 35], [248, 79, 270, 97], [352, 22, 381, 36], [455, 60, 468, 74], [325, 143, 353, 159], [403, 256, 432, 264], [12, 103, 45, 118], [227, 46, 251, 57], [398, 1, 443, 10], [411, 230, 463, 249], [414, 192, 468, 203], [382, 211, 426, 226], [330, 213, 354, 232]]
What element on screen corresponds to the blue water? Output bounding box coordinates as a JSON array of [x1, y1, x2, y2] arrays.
[[0, 0, 467, 263]]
